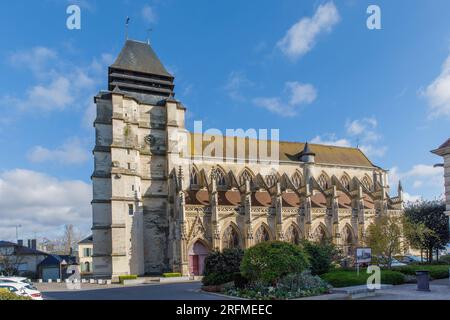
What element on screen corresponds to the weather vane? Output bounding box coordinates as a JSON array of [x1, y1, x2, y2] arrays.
[[147, 28, 153, 45], [125, 16, 130, 40]]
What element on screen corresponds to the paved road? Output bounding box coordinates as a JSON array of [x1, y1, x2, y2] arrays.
[[41, 282, 231, 300]]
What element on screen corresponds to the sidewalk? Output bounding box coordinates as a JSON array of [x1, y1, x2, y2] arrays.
[[362, 279, 450, 300]]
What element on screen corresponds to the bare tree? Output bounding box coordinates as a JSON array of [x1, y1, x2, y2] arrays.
[[61, 224, 82, 255], [0, 246, 24, 276]]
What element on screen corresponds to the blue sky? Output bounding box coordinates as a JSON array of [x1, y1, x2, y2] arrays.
[[0, 0, 448, 241]]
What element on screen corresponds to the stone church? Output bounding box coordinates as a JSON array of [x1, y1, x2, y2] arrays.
[[91, 39, 404, 279]]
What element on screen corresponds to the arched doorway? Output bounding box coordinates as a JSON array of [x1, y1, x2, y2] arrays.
[[188, 240, 209, 276]]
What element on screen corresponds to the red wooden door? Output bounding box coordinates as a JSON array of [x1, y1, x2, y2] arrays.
[[191, 255, 199, 275]]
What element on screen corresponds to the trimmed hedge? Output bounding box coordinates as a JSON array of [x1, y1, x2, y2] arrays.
[[119, 275, 138, 283], [393, 264, 450, 280], [0, 289, 32, 300], [162, 273, 183, 278], [321, 270, 405, 288]]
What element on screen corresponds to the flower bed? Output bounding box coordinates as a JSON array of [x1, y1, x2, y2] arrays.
[[224, 271, 330, 300]]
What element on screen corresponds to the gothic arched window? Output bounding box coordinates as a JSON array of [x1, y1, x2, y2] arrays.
[[190, 168, 199, 186], [239, 169, 253, 186], [313, 225, 327, 243], [265, 174, 278, 188], [222, 225, 240, 249], [340, 175, 350, 191], [362, 176, 372, 191], [285, 225, 300, 245], [213, 168, 227, 187], [255, 225, 270, 244], [318, 174, 329, 190], [291, 172, 302, 189], [342, 225, 354, 256]]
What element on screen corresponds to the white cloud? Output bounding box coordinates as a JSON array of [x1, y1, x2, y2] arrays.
[[403, 192, 421, 203], [18, 76, 73, 111], [253, 81, 317, 117], [359, 144, 387, 158], [310, 117, 386, 157], [277, 1, 340, 60], [412, 180, 423, 188], [286, 82, 317, 105], [142, 5, 158, 24], [346, 117, 379, 141], [224, 71, 254, 101], [0, 169, 91, 241], [27, 137, 90, 165], [422, 53, 450, 118], [9, 47, 58, 77], [388, 164, 444, 200], [310, 134, 351, 147], [3, 47, 111, 116], [343, 117, 385, 157]]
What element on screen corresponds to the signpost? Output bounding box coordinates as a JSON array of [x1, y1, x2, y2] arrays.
[[356, 247, 372, 276]]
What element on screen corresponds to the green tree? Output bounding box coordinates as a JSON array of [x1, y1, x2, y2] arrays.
[[300, 240, 340, 275], [202, 248, 244, 286], [240, 241, 310, 285], [365, 214, 404, 269], [404, 200, 449, 263]]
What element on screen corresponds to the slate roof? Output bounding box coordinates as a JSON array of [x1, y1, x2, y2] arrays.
[[38, 254, 78, 267], [0, 241, 48, 256], [110, 40, 173, 78], [187, 133, 376, 168], [438, 138, 450, 149], [78, 235, 93, 245]]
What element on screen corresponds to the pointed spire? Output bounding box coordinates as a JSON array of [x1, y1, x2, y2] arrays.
[[398, 180, 403, 197], [302, 142, 316, 156], [178, 166, 184, 190], [300, 142, 316, 163]]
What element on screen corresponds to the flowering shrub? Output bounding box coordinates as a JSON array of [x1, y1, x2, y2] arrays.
[[225, 271, 330, 300]]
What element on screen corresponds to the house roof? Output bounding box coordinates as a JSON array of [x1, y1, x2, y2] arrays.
[[187, 133, 377, 168], [0, 240, 48, 256], [110, 40, 173, 78], [38, 254, 77, 267], [78, 235, 93, 245]]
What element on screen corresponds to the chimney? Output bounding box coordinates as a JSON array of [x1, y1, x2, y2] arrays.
[[18, 239, 23, 246], [31, 239, 37, 250], [27, 239, 32, 248]]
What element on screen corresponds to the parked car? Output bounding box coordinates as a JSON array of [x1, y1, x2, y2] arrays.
[[375, 256, 407, 267], [0, 276, 32, 285], [396, 255, 422, 264], [0, 282, 43, 300]]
